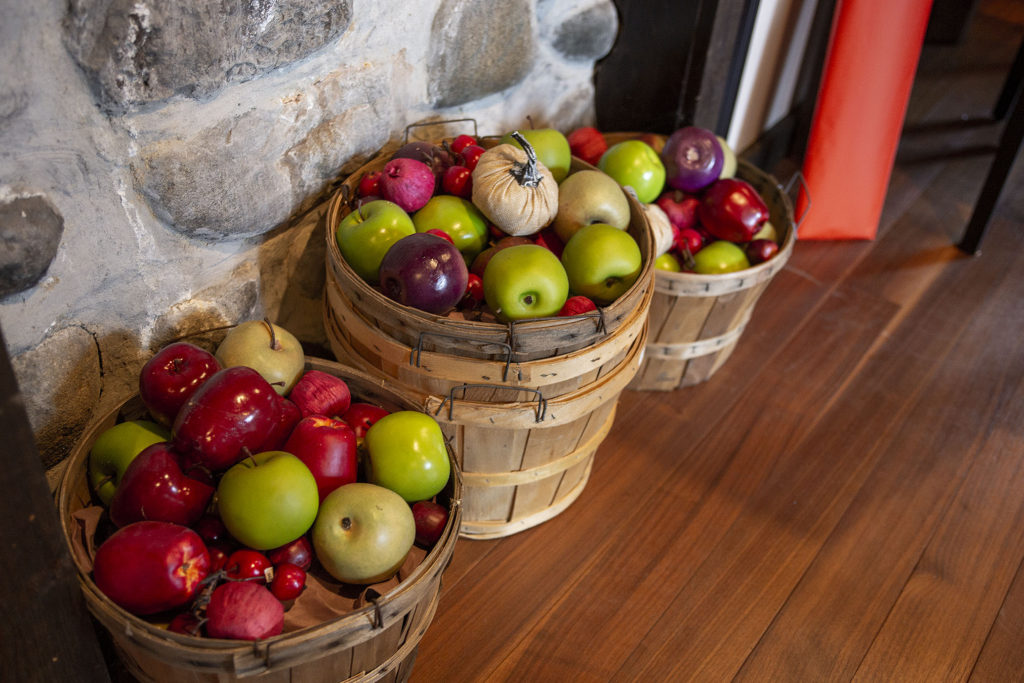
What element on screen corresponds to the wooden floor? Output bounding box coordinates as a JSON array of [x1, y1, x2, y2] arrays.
[[410, 4, 1024, 681]]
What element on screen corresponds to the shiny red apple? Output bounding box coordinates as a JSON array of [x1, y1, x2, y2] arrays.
[[412, 500, 449, 548], [224, 549, 273, 583], [270, 562, 307, 600], [698, 178, 769, 243], [341, 402, 391, 445], [138, 342, 221, 428], [172, 366, 281, 473], [92, 521, 210, 616], [284, 415, 358, 502], [558, 295, 598, 317], [267, 535, 313, 571], [258, 395, 302, 451], [746, 238, 780, 265], [108, 442, 215, 528]]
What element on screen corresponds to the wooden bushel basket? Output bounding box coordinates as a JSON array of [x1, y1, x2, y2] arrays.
[[324, 154, 654, 363], [328, 317, 646, 540], [602, 132, 797, 390], [56, 358, 462, 683]]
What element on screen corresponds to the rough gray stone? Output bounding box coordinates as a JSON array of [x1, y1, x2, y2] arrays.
[[13, 325, 102, 469], [63, 0, 353, 113], [428, 0, 536, 108], [0, 196, 64, 298], [542, 1, 619, 61]]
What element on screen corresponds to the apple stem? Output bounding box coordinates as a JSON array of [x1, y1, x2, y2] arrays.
[[508, 131, 544, 188], [526, 114, 536, 130], [95, 474, 114, 489], [242, 447, 257, 466], [261, 318, 282, 351]]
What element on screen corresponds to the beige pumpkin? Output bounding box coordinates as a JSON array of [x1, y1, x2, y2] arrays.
[[471, 131, 558, 236]]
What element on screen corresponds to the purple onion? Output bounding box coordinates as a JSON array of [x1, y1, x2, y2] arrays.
[[378, 158, 436, 212], [661, 126, 725, 192], [378, 232, 469, 314]]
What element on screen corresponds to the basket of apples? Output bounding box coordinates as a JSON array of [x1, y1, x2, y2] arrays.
[[56, 320, 461, 682], [322, 121, 654, 539], [567, 126, 799, 390]]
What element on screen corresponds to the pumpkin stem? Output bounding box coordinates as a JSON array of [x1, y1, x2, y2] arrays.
[[508, 131, 544, 188]]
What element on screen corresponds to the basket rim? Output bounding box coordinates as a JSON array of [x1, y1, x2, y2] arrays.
[[324, 152, 655, 341], [55, 356, 463, 661]]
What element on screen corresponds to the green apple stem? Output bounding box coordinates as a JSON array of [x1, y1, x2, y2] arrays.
[[508, 131, 544, 188], [242, 447, 257, 466], [261, 318, 282, 351]]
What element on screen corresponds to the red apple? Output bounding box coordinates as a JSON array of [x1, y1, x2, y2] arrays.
[[288, 370, 352, 419], [92, 521, 210, 616], [172, 366, 282, 473], [357, 170, 382, 198], [534, 227, 565, 259], [270, 562, 306, 601], [459, 144, 486, 171], [675, 227, 705, 256], [460, 272, 484, 309], [205, 581, 284, 641], [108, 443, 215, 528], [138, 342, 221, 428], [194, 515, 231, 547], [426, 228, 456, 244], [746, 238, 780, 264], [258, 395, 302, 451], [450, 134, 477, 154], [224, 549, 273, 583], [558, 295, 598, 317], [284, 415, 358, 502], [442, 165, 473, 198], [412, 500, 449, 548], [698, 178, 770, 243], [340, 403, 391, 444], [567, 126, 607, 166], [207, 544, 231, 573], [267, 536, 313, 571], [167, 611, 203, 636], [656, 191, 701, 232]]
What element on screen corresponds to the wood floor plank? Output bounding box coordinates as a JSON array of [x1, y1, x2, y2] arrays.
[[608, 184, 1022, 681], [735, 218, 1024, 681], [970, 556, 1024, 680]]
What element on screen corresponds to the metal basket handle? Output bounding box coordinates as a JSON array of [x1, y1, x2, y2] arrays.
[[413, 331, 520, 382], [404, 118, 479, 144], [433, 383, 548, 423]]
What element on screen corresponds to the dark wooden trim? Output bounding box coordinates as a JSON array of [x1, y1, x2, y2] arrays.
[[0, 324, 111, 682]]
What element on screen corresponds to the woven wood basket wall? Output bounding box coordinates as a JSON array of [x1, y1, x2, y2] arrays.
[[56, 358, 462, 683]]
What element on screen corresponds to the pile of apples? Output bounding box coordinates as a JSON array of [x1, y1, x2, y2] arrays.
[[566, 125, 783, 275], [337, 125, 646, 322], [85, 319, 453, 641]]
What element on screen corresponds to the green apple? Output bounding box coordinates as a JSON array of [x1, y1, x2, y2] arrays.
[[499, 127, 572, 182], [752, 220, 778, 242], [412, 195, 489, 264], [597, 140, 666, 204], [365, 411, 451, 503], [336, 199, 415, 283], [312, 482, 416, 584], [215, 319, 305, 396], [482, 244, 570, 321], [692, 240, 751, 274], [655, 252, 682, 272], [89, 419, 171, 505], [561, 223, 643, 305], [717, 135, 738, 180], [552, 169, 631, 243], [217, 451, 320, 550]]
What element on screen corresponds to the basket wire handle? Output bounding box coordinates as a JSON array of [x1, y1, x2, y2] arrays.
[[412, 331, 520, 382], [434, 383, 548, 423], [366, 588, 385, 630], [404, 118, 479, 144], [783, 171, 811, 232]]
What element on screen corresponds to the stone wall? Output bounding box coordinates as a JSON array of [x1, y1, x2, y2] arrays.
[[0, 0, 619, 486]]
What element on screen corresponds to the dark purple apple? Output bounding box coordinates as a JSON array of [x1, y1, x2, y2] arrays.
[[283, 415, 358, 502], [172, 366, 281, 473], [92, 521, 210, 616], [662, 126, 725, 192], [108, 442, 215, 528], [378, 232, 469, 314], [698, 178, 770, 244], [746, 238, 780, 265], [205, 581, 284, 641], [378, 158, 436, 213], [139, 342, 221, 428]]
